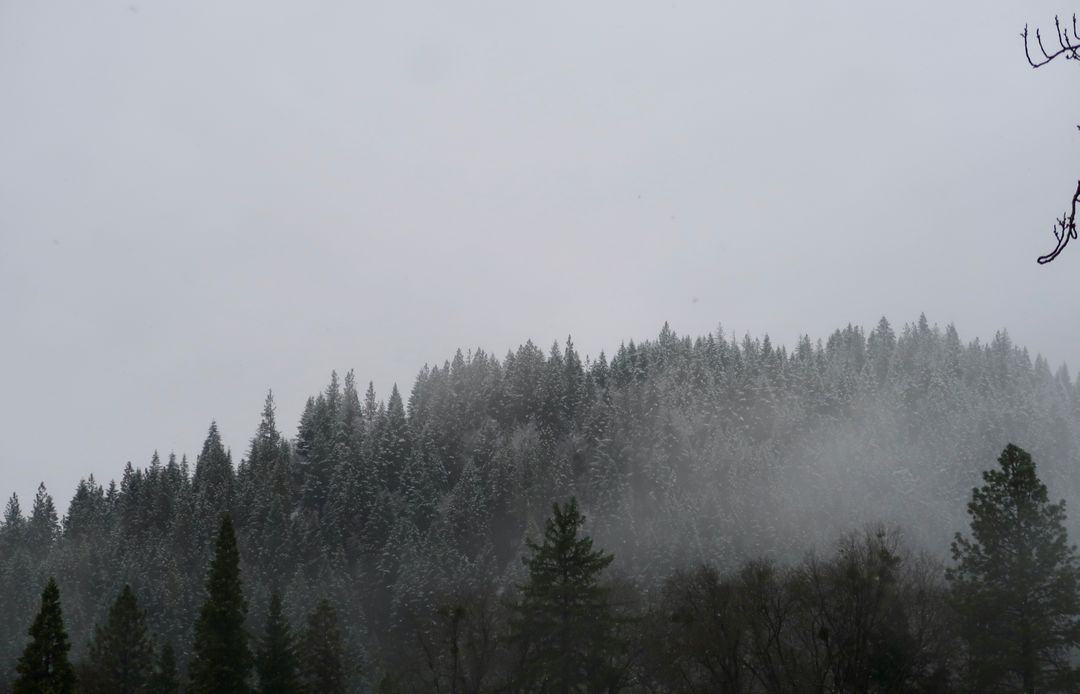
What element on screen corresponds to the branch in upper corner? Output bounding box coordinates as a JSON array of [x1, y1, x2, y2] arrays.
[[1024, 15, 1078, 264], [1037, 181, 1080, 264], [1023, 14, 1080, 68]]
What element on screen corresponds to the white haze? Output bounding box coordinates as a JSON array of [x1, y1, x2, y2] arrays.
[[1, 0, 1079, 513]]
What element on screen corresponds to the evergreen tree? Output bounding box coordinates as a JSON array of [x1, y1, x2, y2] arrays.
[[192, 423, 235, 530], [237, 392, 282, 529], [64, 476, 108, 541], [82, 585, 154, 694], [147, 643, 179, 694], [249, 392, 283, 475], [374, 385, 411, 492], [949, 443, 1080, 692], [194, 423, 234, 493], [300, 600, 347, 694], [256, 593, 301, 694], [189, 514, 253, 694], [363, 381, 379, 424], [27, 484, 59, 561], [2, 492, 24, 537], [510, 497, 619, 693], [13, 578, 76, 694]]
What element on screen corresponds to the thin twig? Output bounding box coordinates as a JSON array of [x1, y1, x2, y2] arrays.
[[1037, 181, 1080, 264], [1024, 15, 1079, 264], [1022, 15, 1080, 67]]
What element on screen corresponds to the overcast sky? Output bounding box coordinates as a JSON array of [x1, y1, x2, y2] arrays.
[[1, 0, 1078, 510]]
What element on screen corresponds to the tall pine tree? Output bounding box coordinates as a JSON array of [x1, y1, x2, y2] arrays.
[[81, 584, 154, 694], [949, 443, 1080, 692], [510, 497, 619, 693], [300, 600, 347, 694], [189, 514, 253, 694], [13, 578, 76, 694], [255, 593, 300, 694]]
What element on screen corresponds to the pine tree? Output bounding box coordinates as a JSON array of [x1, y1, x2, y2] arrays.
[[27, 484, 59, 562], [82, 584, 154, 694], [374, 385, 411, 492], [64, 476, 108, 541], [363, 381, 379, 424], [193, 423, 235, 523], [237, 392, 282, 529], [2, 493, 23, 534], [13, 578, 76, 694], [147, 643, 179, 694], [948, 443, 1080, 692], [249, 392, 283, 475], [0, 492, 24, 559], [256, 593, 301, 694], [300, 600, 347, 694], [510, 497, 619, 693], [189, 514, 253, 693]]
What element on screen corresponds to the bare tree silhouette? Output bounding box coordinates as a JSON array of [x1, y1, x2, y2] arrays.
[[1023, 15, 1080, 264]]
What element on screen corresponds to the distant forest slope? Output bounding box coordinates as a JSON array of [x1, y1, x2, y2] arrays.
[[2, 315, 1078, 689]]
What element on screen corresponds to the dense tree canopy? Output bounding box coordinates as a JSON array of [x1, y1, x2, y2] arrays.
[[3, 317, 1080, 690]]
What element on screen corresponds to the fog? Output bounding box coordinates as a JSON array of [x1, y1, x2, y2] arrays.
[[2, 0, 1078, 513]]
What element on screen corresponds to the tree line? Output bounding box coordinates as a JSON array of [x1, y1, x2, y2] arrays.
[[5, 316, 1080, 689], [10, 443, 1080, 692], [13, 514, 349, 694]]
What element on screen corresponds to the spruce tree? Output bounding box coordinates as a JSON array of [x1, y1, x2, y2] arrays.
[[192, 423, 235, 552], [374, 385, 410, 493], [1, 492, 23, 538], [27, 484, 59, 562], [256, 593, 301, 694], [189, 514, 253, 694], [13, 578, 76, 694], [82, 584, 154, 694], [147, 643, 179, 694], [510, 497, 619, 693], [300, 600, 347, 694], [948, 443, 1080, 692]]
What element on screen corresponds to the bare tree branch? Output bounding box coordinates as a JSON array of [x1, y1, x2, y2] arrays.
[[1024, 15, 1079, 264], [1037, 181, 1080, 265], [1022, 15, 1080, 68]]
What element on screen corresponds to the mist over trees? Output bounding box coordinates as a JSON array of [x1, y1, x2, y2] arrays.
[[4, 315, 1080, 690]]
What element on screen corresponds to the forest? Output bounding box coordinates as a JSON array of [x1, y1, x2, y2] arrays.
[[4, 315, 1080, 692]]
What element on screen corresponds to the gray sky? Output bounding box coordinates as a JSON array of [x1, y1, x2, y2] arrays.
[[2, 0, 1078, 510]]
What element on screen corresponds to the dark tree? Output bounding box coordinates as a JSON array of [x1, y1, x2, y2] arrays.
[[949, 444, 1080, 692], [646, 564, 750, 693], [189, 514, 253, 694], [27, 484, 59, 562], [510, 497, 620, 693], [147, 643, 179, 694], [13, 578, 76, 694], [82, 585, 155, 694], [300, 600, 347, 694], [1023, 15, 1080, 264], [191, 423, 236, 555], [256, 593, 301, 694], [795, 529, 927, 693]]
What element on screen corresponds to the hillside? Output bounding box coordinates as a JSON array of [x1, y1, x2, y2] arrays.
[[2, 315, 1078, 689]]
